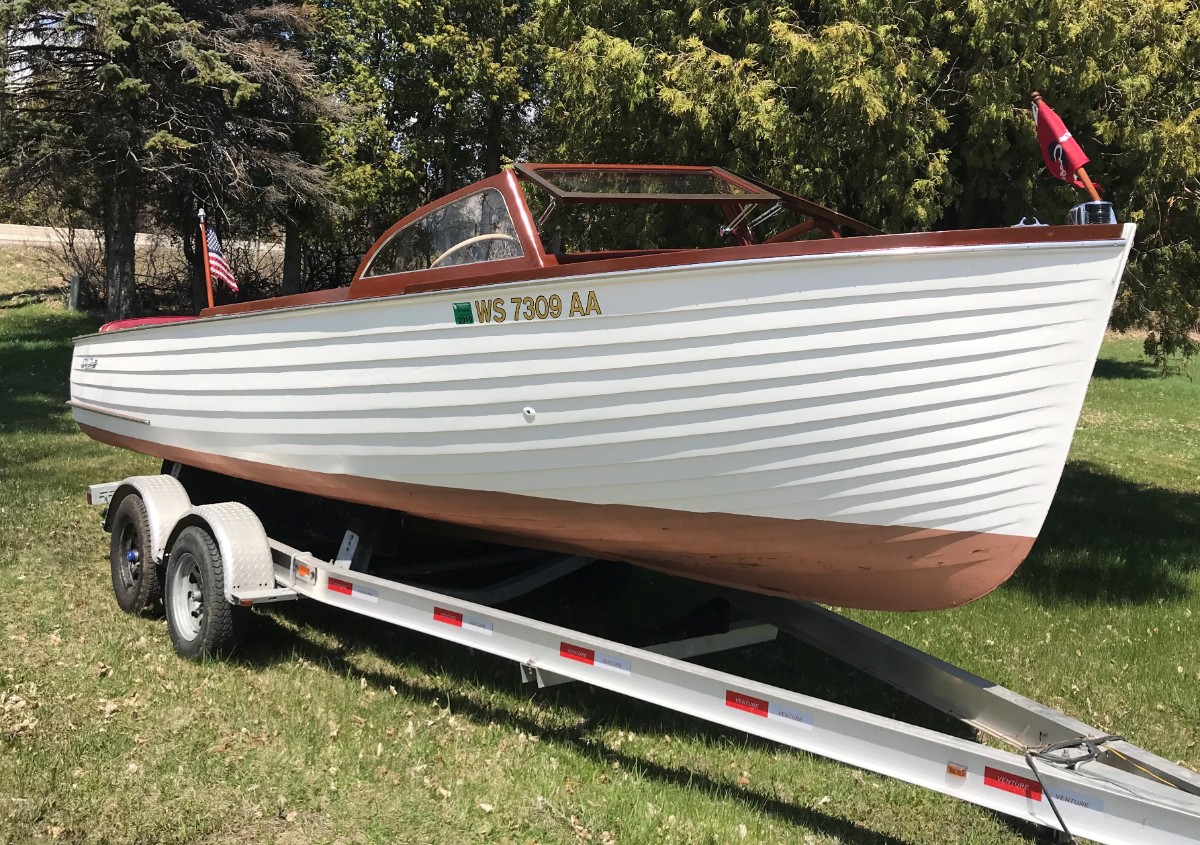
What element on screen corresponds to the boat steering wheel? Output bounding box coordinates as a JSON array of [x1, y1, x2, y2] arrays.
[[430, 233, 519, 268]]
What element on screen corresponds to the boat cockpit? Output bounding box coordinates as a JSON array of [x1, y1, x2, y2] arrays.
[[203, 163, 879, 317]]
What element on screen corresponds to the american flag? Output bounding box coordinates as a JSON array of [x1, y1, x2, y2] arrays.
[[205, 226, 240, 293]]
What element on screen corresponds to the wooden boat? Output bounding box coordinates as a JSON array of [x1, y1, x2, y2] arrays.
[[69, 164, 1135, 610]]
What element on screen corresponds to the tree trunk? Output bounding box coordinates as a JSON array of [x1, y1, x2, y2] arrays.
[[0, 24, 9, 141], [484, 102, 503, 177], [182, 224, 207, 313], [484, 33, 505, 176], [281, 218, 302, 296], [104, 167, 139, 321]]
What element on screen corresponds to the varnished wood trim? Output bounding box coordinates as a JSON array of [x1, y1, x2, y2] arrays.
[[194, 223, 1125, 321], [203, 286, 350, 317], [367, 224, 1127, 298]]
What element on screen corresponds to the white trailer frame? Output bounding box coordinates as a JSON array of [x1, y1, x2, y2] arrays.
[[92, 479, 1200, 845]]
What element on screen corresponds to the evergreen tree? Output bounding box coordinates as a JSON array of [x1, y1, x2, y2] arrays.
[[1, 1, 338, 318], [311, 0, 540, 266], [536, 0, 1200, 364]]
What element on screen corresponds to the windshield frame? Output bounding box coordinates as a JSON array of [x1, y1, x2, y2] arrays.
[[513, 163, 779, 205]]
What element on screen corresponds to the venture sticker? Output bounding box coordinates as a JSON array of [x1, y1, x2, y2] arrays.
[[433, 607, 493, 635], [558, 642, 630, 674], [327, 577, 378, 603], [724, 690, 814, 729], [768, 702, 814, 730], [983, 767, 1043, 801], [1047, 786, 1103, 813]]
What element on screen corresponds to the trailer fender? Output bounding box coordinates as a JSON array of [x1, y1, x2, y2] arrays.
[[163, 503, 275, 604], [104, 475, 192, 566]]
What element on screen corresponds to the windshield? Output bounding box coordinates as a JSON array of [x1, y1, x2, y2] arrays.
[[520, 180, 819, 253], [364, 188, 523, 277]]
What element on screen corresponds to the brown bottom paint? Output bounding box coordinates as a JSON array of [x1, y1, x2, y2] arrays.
[[80, 424, 1034, 611]]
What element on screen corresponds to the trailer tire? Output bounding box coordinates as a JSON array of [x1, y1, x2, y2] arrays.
[[164, 525, 248, 660], [109, 493, 162, 615]]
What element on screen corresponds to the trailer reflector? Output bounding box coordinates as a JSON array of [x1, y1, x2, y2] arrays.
[[328, 577, 354, 596], [434, 607, 493, 634], [726, 690, 770, 717], [560, 642, 595, 664], [434, 607, 463, 626], [985, 766, 1043, 801]]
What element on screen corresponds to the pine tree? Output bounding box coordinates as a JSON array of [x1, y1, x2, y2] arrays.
[[1, 1, 338, 318]]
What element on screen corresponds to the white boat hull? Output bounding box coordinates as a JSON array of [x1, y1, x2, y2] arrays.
[[71, 225, 1135, 609]]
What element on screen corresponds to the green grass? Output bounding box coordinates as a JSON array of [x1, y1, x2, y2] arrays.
[[1, 254, 1197, 845], [0, 247, 67, 307]]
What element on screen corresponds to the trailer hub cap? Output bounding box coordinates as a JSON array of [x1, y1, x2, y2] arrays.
[[170, 554, 205, 641], [118, 524, 142, 585]]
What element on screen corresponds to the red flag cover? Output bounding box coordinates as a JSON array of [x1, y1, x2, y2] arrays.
[[1032, 97, 1091, 190]]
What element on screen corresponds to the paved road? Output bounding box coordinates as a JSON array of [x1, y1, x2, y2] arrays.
[[0, 223, 280, 253]]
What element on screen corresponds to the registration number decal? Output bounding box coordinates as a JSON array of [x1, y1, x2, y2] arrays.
[[453, 290, 602, 325]]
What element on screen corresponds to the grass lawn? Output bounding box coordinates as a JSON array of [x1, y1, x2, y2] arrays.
[[1, 249, 1197, 844]]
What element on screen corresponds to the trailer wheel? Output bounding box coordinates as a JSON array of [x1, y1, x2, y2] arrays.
[[164, 525, 248, 660], [109, 493, 162, 614]]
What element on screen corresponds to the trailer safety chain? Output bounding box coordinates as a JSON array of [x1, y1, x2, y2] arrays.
[[1023, 735, 1126, 844]]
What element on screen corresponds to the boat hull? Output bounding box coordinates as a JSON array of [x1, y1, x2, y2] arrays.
[[71, 226, 1135, 610]]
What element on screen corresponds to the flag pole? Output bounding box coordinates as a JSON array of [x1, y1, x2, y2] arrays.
[[1031, 92, 1101, 203], [198, 209, 214, 309], [1075, 166, 1102, 203]]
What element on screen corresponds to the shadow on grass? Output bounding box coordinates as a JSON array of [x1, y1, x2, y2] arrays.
[[0, 305, 100, 435], [1007, 461, 1200, 605], [235, 588, 988, 845], [1091, 357, 1157, 380], [0, 284, 67, 308]]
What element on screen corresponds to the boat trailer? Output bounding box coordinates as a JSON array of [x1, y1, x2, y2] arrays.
[[90, 474, 1200, 845]]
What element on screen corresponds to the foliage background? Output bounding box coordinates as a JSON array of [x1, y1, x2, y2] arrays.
[[2, 0, 1198, 361]]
